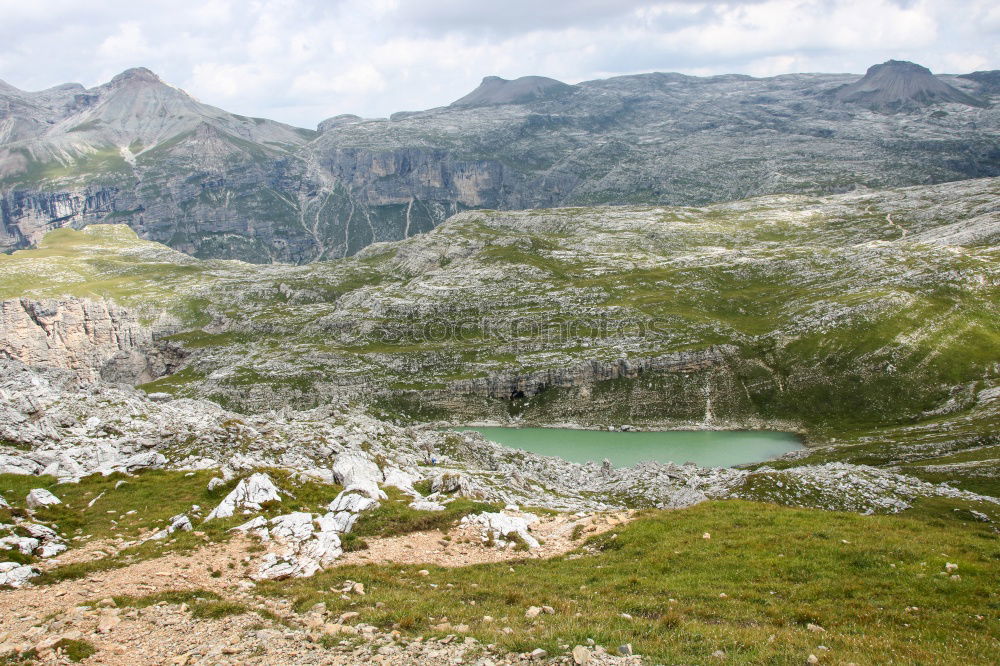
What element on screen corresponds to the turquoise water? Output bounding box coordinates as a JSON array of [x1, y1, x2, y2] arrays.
[[458, 427, 803, 468]]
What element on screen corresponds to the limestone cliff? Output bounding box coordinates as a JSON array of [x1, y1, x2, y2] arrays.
[[0, 297, 183, 383]]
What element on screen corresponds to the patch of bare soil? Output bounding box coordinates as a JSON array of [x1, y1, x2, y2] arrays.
[[0, 512, 639, 665]]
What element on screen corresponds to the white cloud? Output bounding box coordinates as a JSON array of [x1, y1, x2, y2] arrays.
[[0, 0, 995, 127]]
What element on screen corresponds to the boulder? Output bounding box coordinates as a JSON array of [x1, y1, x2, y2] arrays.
[[462, 511, 540, 549], [254, 512, 343, 580], [331, 452, 386, 500], [25, 488, 61, 509], [0, 561, 38, 587], [205, 473, 281, 520], [0, 536, 39, 555], [327, 490, 379, 514], [382, 467, 419, 495], [122, 451, 167, 472], [20, 523, 67, 558], [318, 511, 358, 534]]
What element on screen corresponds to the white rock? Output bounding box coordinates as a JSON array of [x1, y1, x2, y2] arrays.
[[331, 452, 386, 501], [0, 536, 39, 555], [463, 512, 540, 549], [382, 467, 419, 495], [25, 488, 61, 509], [252, 512, 343, 580], [205, 473, 281, 520], [318, 511, 358, 534], [409, 500, 446, 512], [327, 490, 379, 514], [0, 561, 38, 587], [269, 512, 315, 542], [232, 516, 271, 541], [207, 477, 226, 492]]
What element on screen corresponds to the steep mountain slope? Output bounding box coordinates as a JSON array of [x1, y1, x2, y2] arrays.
[[833, 60, 987, 112], [0, 69, 318, 262], [1, 62, 997, 265]]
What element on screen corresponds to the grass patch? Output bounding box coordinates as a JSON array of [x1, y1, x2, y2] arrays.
[[51, 639, 96, 663], [257, 500, 1000, 664], [351, 489, 500, 539], [0, 468, 342, 584], [108, 589, 274, 622]]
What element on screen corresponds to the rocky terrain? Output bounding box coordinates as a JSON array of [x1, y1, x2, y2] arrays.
[[2, 60, 997, 263], [0, 171, 997, 662], [3, 177, 994, 437], [1, 353, 997, 662], [0, 297, 183, 384]]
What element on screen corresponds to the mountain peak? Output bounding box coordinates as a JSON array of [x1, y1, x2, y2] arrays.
[[108, 67, 164, 87], [451, 75, 575, 107], [834, 59, 986, 113]]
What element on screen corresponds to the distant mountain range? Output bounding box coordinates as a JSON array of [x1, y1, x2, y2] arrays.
[[1, 60, 997, 263]]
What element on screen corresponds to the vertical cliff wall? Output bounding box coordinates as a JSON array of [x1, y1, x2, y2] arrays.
[[0, 297, 183, 384]]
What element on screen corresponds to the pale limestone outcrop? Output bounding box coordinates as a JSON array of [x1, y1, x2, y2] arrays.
[[25, 488, 61, 509], [461, 511, 541, 549], [205, 473, 282, 521], [0, 297, 182, 384]]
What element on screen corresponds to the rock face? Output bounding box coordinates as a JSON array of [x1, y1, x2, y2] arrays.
[[447, 349, 730, 399], [0, 297, 183, 384], [1, 62, 997, 263], [206, 473, 282, 521], [834, 60, 987, 113]]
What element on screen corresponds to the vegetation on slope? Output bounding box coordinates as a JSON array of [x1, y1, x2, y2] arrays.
[[258, 499, 1000, 664]]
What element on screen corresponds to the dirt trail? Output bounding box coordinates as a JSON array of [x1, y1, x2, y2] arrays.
[[886, 212, 908, 237], [0, 512, 636, 664]]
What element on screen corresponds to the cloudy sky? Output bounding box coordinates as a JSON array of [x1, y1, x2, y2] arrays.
[[1, 0, 997, 128]]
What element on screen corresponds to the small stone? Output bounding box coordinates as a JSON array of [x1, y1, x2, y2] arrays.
[[97, 614, 121, 634], [719, 593, 728, 599], [806, 623, 825, 633], [945, 562, 958, 573], [529, 648, 547, 660], [572, 645, 592, 664], [711, 650, 726, 660], [98, 598, 117, 608], [703, 532, 711, 539], [807, 655, 819, 664], [618, 643, 633, 656], [417, 570, 430, 576], [541, 605, 554, 614], [525, 606, 542, 618]]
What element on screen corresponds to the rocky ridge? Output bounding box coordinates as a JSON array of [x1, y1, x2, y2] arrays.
[[1, 60, 997, 263]]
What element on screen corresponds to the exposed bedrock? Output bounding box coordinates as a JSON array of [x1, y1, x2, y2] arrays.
[[0, 297, 185, 384]]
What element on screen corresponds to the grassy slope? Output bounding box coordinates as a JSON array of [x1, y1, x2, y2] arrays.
[[258, 500, 1000, 665], [0, 468, 345, 583]]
